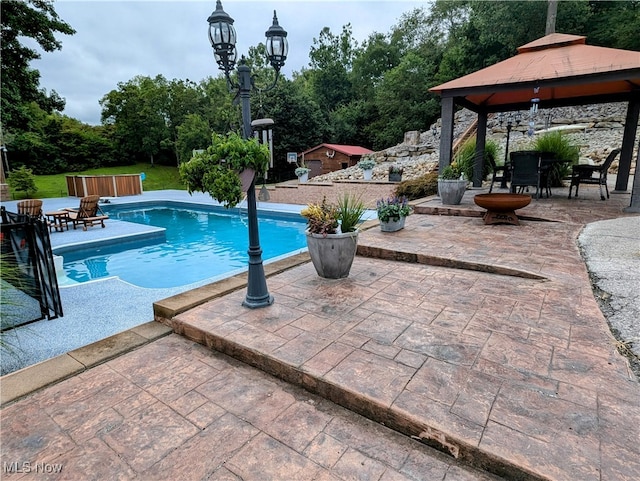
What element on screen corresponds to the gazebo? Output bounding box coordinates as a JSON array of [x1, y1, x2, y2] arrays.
[[430, 33, 640, 211]]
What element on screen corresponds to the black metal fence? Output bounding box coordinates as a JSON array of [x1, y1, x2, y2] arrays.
[[1, 207, 63, 331]]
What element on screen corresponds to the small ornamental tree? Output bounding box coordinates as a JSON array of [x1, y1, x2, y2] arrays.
[[179, 132, 270, 208], [7, 166, 37, 198]]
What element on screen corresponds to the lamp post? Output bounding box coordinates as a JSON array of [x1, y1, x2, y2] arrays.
[[207, 0, 288, 308], [498, 112, 522, 188]]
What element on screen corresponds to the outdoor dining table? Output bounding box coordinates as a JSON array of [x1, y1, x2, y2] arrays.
[[45, 211, 70, 232], [538, 155, 571, 198], [508, 151, 570, 199]]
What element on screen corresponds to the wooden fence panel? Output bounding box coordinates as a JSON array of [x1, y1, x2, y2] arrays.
[[65, 174, 142, 197]]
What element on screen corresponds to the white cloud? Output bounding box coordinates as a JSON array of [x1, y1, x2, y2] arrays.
[[31, 1, 429, 125]]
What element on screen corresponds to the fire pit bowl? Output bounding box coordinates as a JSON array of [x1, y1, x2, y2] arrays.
[[474, 193, 531, 225]]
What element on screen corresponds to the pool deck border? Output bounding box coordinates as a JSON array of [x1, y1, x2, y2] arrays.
[[0, 249, 317, 406]]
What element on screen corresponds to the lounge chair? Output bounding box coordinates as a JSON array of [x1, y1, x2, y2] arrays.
[[568, 148, 620, 200], [64, 195, 109, 230], [17, 199, 44, 219]]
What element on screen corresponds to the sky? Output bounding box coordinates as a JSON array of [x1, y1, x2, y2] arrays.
[[29, 0, 430, 126]]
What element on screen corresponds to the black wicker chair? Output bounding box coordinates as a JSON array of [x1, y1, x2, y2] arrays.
[[487, 156, 509, 193], [510, 151, 543, 199], [568, 148, 620, 200]]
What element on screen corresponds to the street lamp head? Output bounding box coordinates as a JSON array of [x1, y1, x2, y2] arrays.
[[265, 10, 288, 72], [208, 0, 237, 73]]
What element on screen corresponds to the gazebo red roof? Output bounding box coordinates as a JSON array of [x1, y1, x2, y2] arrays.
[[430, 33, 640, 111]]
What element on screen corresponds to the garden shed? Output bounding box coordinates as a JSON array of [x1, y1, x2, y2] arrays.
[[299, 143, 374, 178]]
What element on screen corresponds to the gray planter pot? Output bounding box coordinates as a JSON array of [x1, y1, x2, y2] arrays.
[[438, 179, 467, 205], [389, 172, 402, 182], [380, 216, 406, 232], [306, 230, 358, 279]]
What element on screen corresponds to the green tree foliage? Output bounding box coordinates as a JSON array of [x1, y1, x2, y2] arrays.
[[255, 79, 328, 182], [7, 166, 37, 198], [368, 52, 440, 149], [307, 25, 358, 113], [3, 0, 638, 180], [100, 75, 172, 166], [176, 114, 211, 165], [0, 0, 75, 130], [587, 0, 640, 51], [8, 103, 116, 174]]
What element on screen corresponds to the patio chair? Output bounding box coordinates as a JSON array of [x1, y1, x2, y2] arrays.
[[17, 199, 44, 219], [568, 148, 620, 200], [63, 195, 109, 231], [510, 151, 545, 199], [487, 156, 509, 193]]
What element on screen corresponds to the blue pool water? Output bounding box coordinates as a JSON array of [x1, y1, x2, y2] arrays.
[[62, 206, 308, 288]]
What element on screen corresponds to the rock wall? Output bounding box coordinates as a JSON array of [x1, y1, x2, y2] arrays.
[[309, 102, 638, 182]]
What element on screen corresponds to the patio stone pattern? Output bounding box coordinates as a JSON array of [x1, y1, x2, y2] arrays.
[[1, 183, 638, 480], [167, 187, 640, 481], [0, 335, 502, 480]]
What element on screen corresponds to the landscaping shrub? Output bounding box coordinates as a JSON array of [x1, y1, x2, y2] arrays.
[[454, 136, 500, 181], [7, 166, 37, 198], [394, 171, 439, 200], [532, 131, 580, 186]]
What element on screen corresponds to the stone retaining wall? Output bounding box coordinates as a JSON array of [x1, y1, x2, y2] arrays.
[[259, 180, 399, 208]]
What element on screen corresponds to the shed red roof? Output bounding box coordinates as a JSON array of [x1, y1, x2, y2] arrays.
[[301, 143, 374, 157]]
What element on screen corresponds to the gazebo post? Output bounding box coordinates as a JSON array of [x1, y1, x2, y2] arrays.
[[473, 112, 488, 187], [438, 97, 455, 173], [624, 138, 640, 213], [615, 97, 640, 193]]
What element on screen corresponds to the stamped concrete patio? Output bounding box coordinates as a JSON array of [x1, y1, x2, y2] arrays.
[[1, 182, 638, 480], [163, 185, 639, 481]]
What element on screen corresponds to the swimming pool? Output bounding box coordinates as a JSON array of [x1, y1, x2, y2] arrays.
[[61, 205, 308, 288]]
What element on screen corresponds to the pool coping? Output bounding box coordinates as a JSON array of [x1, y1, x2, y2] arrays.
[[0, 250, 315, 407], [0, 208, 378, 406]]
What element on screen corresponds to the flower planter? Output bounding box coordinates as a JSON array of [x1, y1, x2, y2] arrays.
[[239, 168, 255, 192], [380, 216, 406, 232], [389, 172, 402, 182], [297, 172, 309, 183], [438, 179, 467, 205], [363, 169, 373, 181], [306, 230, 358, 279]]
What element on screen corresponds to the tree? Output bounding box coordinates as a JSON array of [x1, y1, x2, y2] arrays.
[[8, 102, 116, 174], [587, 0, 640, 51], [176, 114, 211, 165], [100, 75, 171, 166], [307, 25, 359, 113], [0, 0, 75, 130], [369, 51, 440, 149], [255, 78, 328, 181], [198, 76, 237, 133], [164, 79, 204, 164], [7, 166, 37, 198]]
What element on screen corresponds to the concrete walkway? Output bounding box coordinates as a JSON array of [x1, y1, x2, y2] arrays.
[[1, 183, 638, 480]]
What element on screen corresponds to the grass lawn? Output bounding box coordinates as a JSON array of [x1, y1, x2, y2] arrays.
[[30, 164, 186, 199]]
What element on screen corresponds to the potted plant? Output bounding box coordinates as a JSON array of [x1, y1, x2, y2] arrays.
[[376, 196, 412, 232], [295, 160, 311, 183], [532, 131, 580, 186], [301, 194, 366, 279], [438, 161, 467, 205], [358, 157, 376, 181], [179, 131, 269, 208], [388, 164, 403, 182]]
